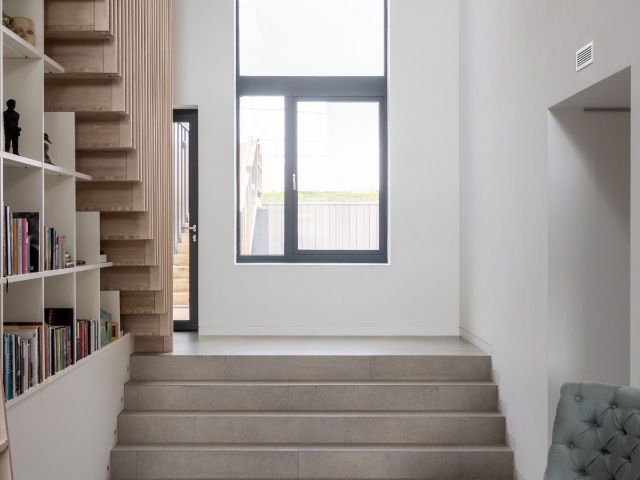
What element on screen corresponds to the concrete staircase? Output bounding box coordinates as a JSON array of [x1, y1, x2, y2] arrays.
[[111, 352, 513, 479]]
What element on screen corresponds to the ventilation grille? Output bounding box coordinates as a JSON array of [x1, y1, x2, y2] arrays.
[[576, 42, 594, 71]]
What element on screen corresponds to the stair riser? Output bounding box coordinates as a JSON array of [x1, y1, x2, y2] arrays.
[[173, 279, 189, 292], [173, 292, 190, 305], [174, 254, 189, 266], [117, 414, 505, 445], [130, 355, 491, 382], [173, 266, 189, 279], [124, 384, 497, 412], [111, 449, 513, 479]]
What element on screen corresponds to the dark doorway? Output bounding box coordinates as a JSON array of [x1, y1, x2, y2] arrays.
[[173, 109, 198, 332]]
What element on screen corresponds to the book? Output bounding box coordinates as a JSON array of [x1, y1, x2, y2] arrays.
[[16, 217, 22, 274], [45, 308, 74, 367], [13, 212, 39, 272], [3, 326, 39, 388], [4, 205, 11, 277], [12, 217, 17, 275]]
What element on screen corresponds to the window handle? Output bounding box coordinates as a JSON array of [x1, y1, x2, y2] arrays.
[[292, 173, 296, 191]]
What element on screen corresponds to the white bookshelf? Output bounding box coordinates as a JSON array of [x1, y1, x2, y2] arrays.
[[0, 0, 119, 417]]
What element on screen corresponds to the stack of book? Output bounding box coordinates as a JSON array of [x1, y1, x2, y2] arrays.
[[2, 207, 40, 276], [45, 308, 74, 375], [77, 318, 99, 360], [44, 226, 70, 270], [2, 323, 44, 401]]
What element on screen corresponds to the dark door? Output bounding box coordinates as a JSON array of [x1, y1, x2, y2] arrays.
[[173, 109, 198, 331]]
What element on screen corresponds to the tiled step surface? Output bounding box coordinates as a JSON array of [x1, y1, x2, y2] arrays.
[[117, 411, 505, 445], [111, 444, 513, 479], [124, 381, 498, 412], [130, 355, 492, 381], [113, 351, 511, 479]]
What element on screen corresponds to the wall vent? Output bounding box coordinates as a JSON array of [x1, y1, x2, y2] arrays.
[[576, 42, 594, 71]]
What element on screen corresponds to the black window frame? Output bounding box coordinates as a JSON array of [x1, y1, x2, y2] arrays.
[[236, 1, 388, 264]]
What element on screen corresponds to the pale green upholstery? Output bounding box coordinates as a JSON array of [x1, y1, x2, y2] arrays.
[[545, 382, 640, 479]]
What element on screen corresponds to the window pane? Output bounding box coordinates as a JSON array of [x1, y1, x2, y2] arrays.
[[297, 101, 380, 251], [239, 0, 385, 76], [238, 97, 285, 255]]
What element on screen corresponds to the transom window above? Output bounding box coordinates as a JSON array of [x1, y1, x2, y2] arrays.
[[238, 0, 385, 77]]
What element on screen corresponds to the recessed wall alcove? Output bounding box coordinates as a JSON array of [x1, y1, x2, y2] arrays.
[[547, 67, 631, 436]]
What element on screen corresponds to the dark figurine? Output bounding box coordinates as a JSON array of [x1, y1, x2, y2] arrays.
[[44, 132, 53, 164], [3, 99, 21, 155]]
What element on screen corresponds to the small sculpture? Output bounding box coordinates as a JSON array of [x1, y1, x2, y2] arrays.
[[44, 133, 53, 164], [3, 99, 21, 155], [11, 17, 35, 46], [2, 12, 12, 28]]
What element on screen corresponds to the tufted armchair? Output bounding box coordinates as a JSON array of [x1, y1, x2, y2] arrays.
[[545, 382, 640, 479]]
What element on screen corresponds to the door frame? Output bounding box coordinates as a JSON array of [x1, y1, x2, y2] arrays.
[[173, 109, 199, 332]]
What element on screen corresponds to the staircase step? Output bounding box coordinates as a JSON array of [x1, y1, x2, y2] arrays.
[[110, 443, 513, 479], [77, 182, 145, 212], [177, 242, 189, 255], [173, 292, 189, 305], [44, 0, 113, 39], [174, 253, 189, 266], [45, 38, 117, 75], [101, 212, 151, 239], [121, 292, 164, 314], [117, 411, 505, 445], [173, 266, 189, 279], [76, 115, 132, 149], [45, 78, 124, 112], [77, 150, 139, 181], [173, 279, 189, 293], [101, 240, 150, 266], [130, 355, 491, 382], [123, 381, 498, 412], [102, 266, 161, 292], [122, 313, 172, 337]]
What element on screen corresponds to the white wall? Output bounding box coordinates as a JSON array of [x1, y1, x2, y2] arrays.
[[173, 0, 460, 335], [460, 2, 639, 479], [548, 107, 630, 432], [7, 335, 133, 480]]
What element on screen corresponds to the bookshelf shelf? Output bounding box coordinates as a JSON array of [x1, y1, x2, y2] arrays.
[[43, 162, 81, 179], [75, 261, 113, 273], [2, 26, 64, 73], [1, 153, 41, 169], [3, 271, 42, 283]]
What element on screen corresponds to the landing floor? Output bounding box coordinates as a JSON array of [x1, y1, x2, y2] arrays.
[[170, 332, 486, 356]]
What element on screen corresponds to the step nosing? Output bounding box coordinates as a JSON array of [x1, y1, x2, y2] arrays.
[[112, 443, 512, 452], [119, 410, 504, 417], [126, 380, 496, 386]]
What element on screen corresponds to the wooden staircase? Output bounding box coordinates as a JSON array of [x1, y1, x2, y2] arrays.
[[173, 231, 190, 311], [43, 0, 173, 352]]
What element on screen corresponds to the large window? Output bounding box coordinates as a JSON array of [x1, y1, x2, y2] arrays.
[[237, 0, 387, 263]]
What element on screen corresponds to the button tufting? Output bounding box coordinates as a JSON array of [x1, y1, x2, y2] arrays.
[[576, 396, 582, 401], [570, 443, 575, 449], [611, 403, 617, 409]]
